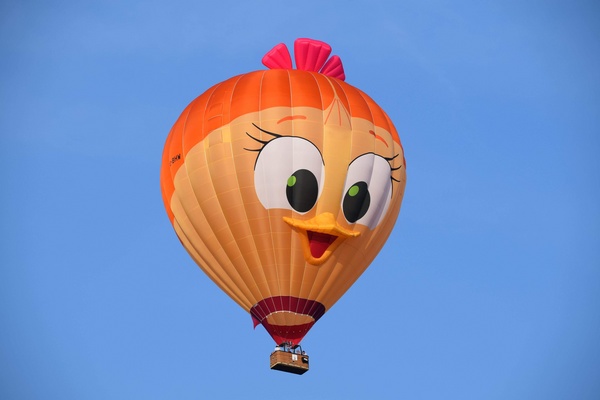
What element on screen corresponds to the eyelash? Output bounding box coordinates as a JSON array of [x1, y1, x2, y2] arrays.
[[244, 123, 281, 150], [385, 153, 403, 183], [245, 123, 402, 184], [244, 123, 283, 168]]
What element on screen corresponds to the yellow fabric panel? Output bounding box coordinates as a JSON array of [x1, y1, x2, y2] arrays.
[[172, 148, 260, 307], [172, 218, 250, 311]]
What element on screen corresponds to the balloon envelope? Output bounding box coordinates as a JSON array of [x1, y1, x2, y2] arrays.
[[161, 39, 406, 345]]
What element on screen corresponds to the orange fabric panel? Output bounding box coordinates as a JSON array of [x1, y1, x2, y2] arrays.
[[182, 80, 225, 154], [172, 200, 252, 310], [228, 72, 262, 122], [160, 102, 190, 222], [164, 70, 402, 177], [259, 70, 292, 110], [174, 146, 261, 307], [289, 70, 328, 109]]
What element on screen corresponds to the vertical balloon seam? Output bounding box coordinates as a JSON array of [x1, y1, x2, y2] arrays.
[[301, 72, 340, 325], [292, 70, 327, 322], [219, 72, 263, 305], [172, 217, 249, 309], [349, 83, 380, 247], [206, 75, 269, 307], [213, 75, 270, 309], [166, 123, 254, 310], [303, 76, 356, 311], [359, 90, 402, 252], [253, 70, 283, 318], [331, 80, 381, 309], [321, 88, 403, 308], [173, 91, 236, 298], [310, 79, 381, 312], [359, 88, 404, 252], [172, 145, 255, 309], [224, 72, 266, 311], [274, 69, 294, 321], [295, 71, 327, 333], [283, 69, 296, 323], [237, 71, 277, 307], [283, 69, 301, 323], [384, 109, 407, 169], [231, 70, 280, 314], [324, 219, 398, 311], [161, 120, 248, 304], [246, 71, 296, 326], [300, 74, 338, 312], [286, 71, 319, 328], [234, 71, 289, 331], [280, 69, 297, 327], [181, 78, 260, 309], [323, 100, 394, 309]]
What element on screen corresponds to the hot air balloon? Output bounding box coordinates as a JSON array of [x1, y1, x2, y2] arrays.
[[160, 38, 406, 374]]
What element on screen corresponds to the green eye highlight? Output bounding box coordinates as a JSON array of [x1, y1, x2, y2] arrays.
[[348, 185, 360, 197], [286, 169, 319, 213]]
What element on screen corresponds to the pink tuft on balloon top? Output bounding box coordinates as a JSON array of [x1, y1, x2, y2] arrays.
[[262, 38, 346, 81]]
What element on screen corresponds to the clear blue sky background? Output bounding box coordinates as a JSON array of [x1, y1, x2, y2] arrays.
[[1, 1, 599, 399]]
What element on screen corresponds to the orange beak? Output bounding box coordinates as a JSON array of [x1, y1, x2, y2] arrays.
[[283, 212, 360, 266]]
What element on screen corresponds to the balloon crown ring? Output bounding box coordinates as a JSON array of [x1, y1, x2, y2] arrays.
[[262, 38, 346, 81]]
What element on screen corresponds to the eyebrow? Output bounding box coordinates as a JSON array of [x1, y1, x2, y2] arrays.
[[369, 130, 389, 147], [277, 115, 307, 124]]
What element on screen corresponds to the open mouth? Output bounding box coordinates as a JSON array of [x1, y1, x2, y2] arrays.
[[307, 231, 338, 259], [283, 213, 360, 265]]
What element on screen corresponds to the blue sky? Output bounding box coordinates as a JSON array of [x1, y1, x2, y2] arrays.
[[1, 0, 599, 399]]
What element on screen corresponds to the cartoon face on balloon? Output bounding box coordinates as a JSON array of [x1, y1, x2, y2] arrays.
[[161, 39, 406, 345]]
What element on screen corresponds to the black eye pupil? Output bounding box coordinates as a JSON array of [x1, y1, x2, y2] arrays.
[[286, 169, 319, 213], [343, 181, 370, 223]]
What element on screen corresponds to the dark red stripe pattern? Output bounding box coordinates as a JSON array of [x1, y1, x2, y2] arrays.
[[250, 296, 326, 345]]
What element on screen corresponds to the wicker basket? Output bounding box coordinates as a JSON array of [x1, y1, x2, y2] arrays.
[[270, 350, 309, 375]]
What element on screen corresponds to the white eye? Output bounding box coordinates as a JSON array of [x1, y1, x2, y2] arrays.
[[341, 153, 393, 229], [254, 136, 324, 213]]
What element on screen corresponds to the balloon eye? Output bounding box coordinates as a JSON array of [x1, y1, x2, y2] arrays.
[[343, 181, 370, 223], [253, 135, 324, 213], [286, 169, 319, 213], [341, 153, 393, 228]]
